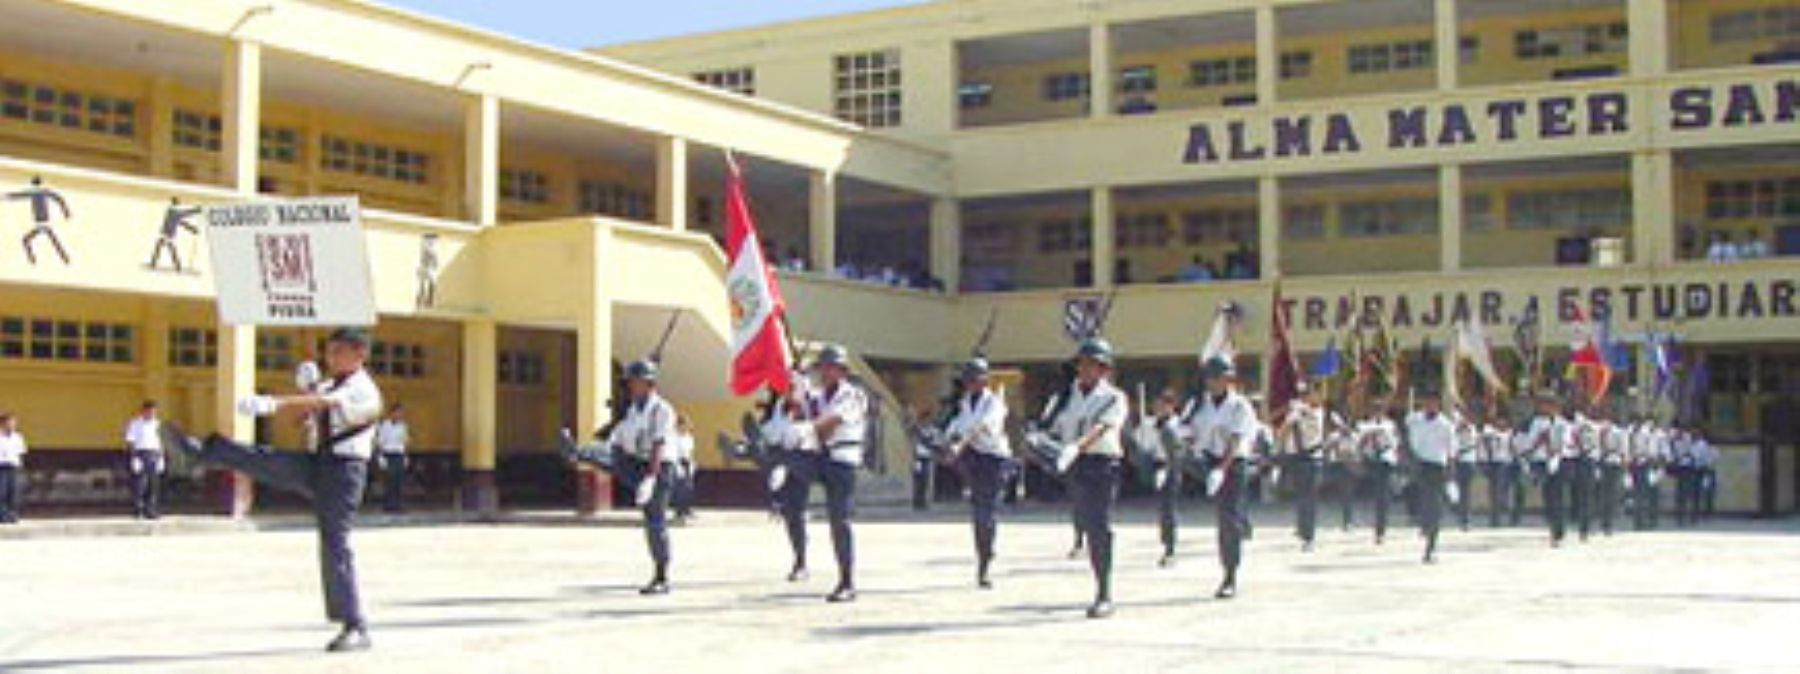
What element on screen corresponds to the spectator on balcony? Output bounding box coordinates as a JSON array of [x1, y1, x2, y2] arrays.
[[1118, 96, 1157, 116], [834, 259, 860, 280], [1740, 229, 1771, 259], [1175, 255, 1214, 283], [781, 246, 809, 272], [1706, 231, 1740, 262]]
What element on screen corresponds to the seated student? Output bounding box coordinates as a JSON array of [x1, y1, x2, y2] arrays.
[[1175, 255, 1214, 283], [1706, 232, 1740, 262], [1741, 230, 1771, 259]]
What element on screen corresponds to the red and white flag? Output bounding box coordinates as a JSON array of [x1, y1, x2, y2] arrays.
[[724, 155, 793, 396]]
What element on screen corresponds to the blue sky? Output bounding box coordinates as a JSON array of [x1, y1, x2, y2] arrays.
[[385, 1, 924, 48]]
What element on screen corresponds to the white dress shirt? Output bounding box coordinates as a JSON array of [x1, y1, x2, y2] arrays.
[[318, 369, 384, 460], [1191, 391, 1257, 460], [609, 392, 677, 462], [948, 388, 1011, 458], [376, 420, 410, 455], [0, 432, 25, 466], [1358, 417, 1399, 465], [1054, 380, 1129, 459], [1283, 401, 1326, 456], [809, 382, 869, 466], [1406, 411, 1456, 465], [123, 416, 163, 453]]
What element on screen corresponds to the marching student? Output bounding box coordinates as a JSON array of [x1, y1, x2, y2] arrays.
[[1190, 355, 1257, 599], [800, 345, 869, 603], [1628, 416, 1663, 531], [671, 415, 699, 524], [943, 357, 1011, 589], [1569, 406, 1600, 542], [1325, 416, 1359, 532], [374, 404, 410, 514], [1451, 412, 1480, 532], [1672, 429, 1701, 526], [765, 378, 820, 582], [1524, 393, 1570, 547], [122, 401, 166, 520], [159, 328, 382, 652], [1405, 390, 1455, 564], [1277, 383, 1327, 552], [1695, 430, 1718, 521], [1357, 401, 1400, 545], [1041, 338, 1128, 618], [1481, 416, 1516, 528], [1150, 388, 1187, 567], [608, 360, 680, 596], [0, 412, 24, 524], [1596, 410, 1628, 537]]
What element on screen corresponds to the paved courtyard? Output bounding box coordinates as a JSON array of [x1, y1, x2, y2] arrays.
[[1, 506, 1797, 673]]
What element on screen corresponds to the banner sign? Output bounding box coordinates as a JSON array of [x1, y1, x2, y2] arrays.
[[1280, 278, 1800, 335], [204, 196, 375, 326]]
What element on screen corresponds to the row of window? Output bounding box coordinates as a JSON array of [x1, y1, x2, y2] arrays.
[[0, 79, 136, 140], [693, 67, 756, 96], [170, 109, 302, 164], [1711, 6, 1800, 44], [320, 135, 430, 185], [578, 180, 653, 220], [500, 168, 551, 205], [0, 317, 134, 364], [1706, 178, 1800, 220], [498, 350, 546, 386], [1516, 21, 1628, 60]]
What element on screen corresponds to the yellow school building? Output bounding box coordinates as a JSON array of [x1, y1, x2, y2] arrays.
[[1, 0, 1798, 515]]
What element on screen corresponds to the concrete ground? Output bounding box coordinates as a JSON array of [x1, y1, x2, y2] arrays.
[[0, 505, 1796, 673]]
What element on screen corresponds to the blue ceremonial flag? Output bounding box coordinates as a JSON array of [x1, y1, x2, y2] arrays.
[[1312, 336, 1341, 378]]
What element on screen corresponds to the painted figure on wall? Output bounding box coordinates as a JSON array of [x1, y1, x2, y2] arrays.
[[415, 233, 439, 309], [148, 197, 203, 273], [8, 176, 72, 265]]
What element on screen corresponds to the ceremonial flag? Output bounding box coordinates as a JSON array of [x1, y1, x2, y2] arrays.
[[1268, 285, 1301, 421], [723, 154, 793, 396], [1312, 335, 1341, 379], [1565, 305, 1611, 406], [1513, 295, 1542, 388], [1651, 334, 1679, 402], [1454, 319, 1508, 395]]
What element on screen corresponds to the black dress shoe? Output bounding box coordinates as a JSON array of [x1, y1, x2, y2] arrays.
[[1157, 554, 1175, 568], [325, 626, 371, 653], [157, 421, 200, 458], [977, 576, 993, 590], [1214, 582, 1237, 600], [826, 586, 857, 603], [1086, 600, 1114, 619], [787, 567, 809, 583], [1066, 546, 1083, 560], [639, 580, 670, 596]]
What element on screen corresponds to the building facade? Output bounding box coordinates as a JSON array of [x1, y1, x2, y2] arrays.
[[0, 0, 1796, 516]]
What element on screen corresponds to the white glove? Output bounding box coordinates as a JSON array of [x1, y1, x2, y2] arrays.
[[1445, 482, 1460, 505], [635, 476, 657, 507], [1054, 443, 1079, 474], [1206, 468, 1224, 497], [768, 465, 788, 493], [235, 395, 279, 417], [1154, 468, 1169, 491], [294, 361, 322, 391]]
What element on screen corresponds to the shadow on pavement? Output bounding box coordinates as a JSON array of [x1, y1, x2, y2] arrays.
[[0, 647, 308, 671]]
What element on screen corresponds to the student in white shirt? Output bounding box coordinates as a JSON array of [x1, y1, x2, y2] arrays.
[[1523, 393, 1571, 547], [943, 357, 1011, 589], [787, 345, 870, 604], [606, 359, 680, 596], [1277, 383, 1327, 551], [374, 404, 410, 514], [1193, 355, 1257, 600], [0, 412, 25, 524], [671, 415, 699, 524], [122, 400, 166, 520], [1406, 390, 1456, 564], [1357, 400, 1400, 545], [1046, 338, 1128, 618], [1596, 410, 1629, 537], [160, 328, 383, 653]]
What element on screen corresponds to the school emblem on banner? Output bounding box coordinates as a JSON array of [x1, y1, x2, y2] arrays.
[[205, 196, 375, 326], [1063, 294, 1106, 343]]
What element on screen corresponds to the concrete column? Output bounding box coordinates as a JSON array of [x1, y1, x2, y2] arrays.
[[1258, 176, 1281, 279], [147, 76, 175, 178], [1255, 5, 1279, 105], [460, 319, 499, 516], [656, 135, 689, 231], [1090, 186, 1115, 289], [212, 323, 257, 517], [1089, 23, 1112, 118], [575, 225, 616, 514], [1633, 150, 1677, 265], [142, 301, 171, 408], [929, 197, 961, 293], [463, 94, 499, 227], [1440, 164, 1464, 272], [220, 39, 261, 193], [1435, 0, 1459, 91], [809, 170, 837, 272], [1629, 0, 1670, 77]]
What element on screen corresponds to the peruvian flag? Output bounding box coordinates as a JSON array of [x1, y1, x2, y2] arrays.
[[724, 154, 793, 396], [1566, 305, 1611, 405]]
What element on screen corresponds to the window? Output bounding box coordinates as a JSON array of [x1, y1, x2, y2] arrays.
[[1464, 194, 1496, 231], [0, 79, 136, 139], [1190, 56, 1256, 87], [1282, 204, 1326, 240], [1117, 212, 1171, 249], [1710, 7, 1800, 44], [1042, 72, 1090, 102], [1340, 199, 1439, 237], [168, 327, 217, 368], [1036, 216, 1091, 253], [172, 109, 221, 151], [5, 319, 134, 364], [964, 220, 1021, 258], [1349, 40, 1433, 74], [260, 126, 300, 164], [1506, 188, 1630, 231], [1180, 208, 1256, 245], [500, 168, 551, 204], [694, 196, 715, 228], [499, 350, 546, 386], [1118, 65, 1157, 94], [958, 82, 994, 110], [1705, 178, 1800, 219], [321, 135, 430, 185], [370, 340, 426, 379], [256, 332, 297, 372], [1279, 51, 1313, 80], [1459, 36, 1481, 65], [693, 67, 756, 96], [833, 49, 903, 128], [1516, 22, 1627, 60], [578, 180, 653, 220]]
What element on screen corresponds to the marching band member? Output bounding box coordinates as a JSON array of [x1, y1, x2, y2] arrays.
[[943, 357, 1011, 589]]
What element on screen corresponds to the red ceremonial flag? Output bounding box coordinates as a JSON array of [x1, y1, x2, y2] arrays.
[[723, 154, 793, 396], [1565, 305, 1610, 405], [1268, 283, 1301, 424]]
